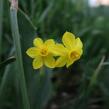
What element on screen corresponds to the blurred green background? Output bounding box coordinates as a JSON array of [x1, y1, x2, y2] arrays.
[[0, 0, 109, 109]]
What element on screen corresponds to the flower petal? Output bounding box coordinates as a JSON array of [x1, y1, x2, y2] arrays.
[[66, 54, 81, 68], [74, 47, 83, 57], [33, 38, 43, 47], [33, 56, 43, 69], [76, 48, 83, 56], [75, 38, 83, 49], [26, 47, 40, 58], [44, 39, 56, 54], [62, 32, 75, 49], [45, 39, 55, 47], [55, 56, 66, 67], [44, 55, 55, 68], [52, 44, 67, 56], [66, 58, 75, 68], [79, 49, 83, 55]]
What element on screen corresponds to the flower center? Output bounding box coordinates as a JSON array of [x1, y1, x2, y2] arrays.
[[40, 48, 48, 56], [69, 51, 80, 59]]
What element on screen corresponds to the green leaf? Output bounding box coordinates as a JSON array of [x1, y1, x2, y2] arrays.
[[18, 9, 37, 82], [0, 56, 16, 68]]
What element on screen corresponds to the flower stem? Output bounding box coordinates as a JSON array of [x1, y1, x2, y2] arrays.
[[40, 66, 45, 76], [10, 0, 30, 109]]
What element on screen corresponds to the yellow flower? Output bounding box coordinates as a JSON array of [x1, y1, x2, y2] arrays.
[[26, 38, 56, 69], [55, 32, 83, 68]]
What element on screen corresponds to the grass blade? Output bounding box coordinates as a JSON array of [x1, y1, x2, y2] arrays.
[[10, 0, 30, 109], [0, 56, 16, 68]]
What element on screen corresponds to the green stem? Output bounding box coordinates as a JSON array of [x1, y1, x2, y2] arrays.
[[0, 0, 4, 62], [10, 1, 30, 109], [39, 66, 45, 76]]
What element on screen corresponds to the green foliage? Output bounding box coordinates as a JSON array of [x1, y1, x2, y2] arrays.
[[0, 0, 109, 109]]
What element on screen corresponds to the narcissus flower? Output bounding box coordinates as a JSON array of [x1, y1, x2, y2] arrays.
[[26, 38, 56, 69], [26, 32, 83, 69], [55, 32, 83, 68]]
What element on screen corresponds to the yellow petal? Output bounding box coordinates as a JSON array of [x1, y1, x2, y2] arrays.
[[75, 38, 83, 49], [33, 38, 43, 47], [45, 39, 55, 47], [62, 31, 75, 49], [76, 49, 83, 56], [33, 56, 43, 69], [55, 56, 66, 67], [79, 49, 83, 55], [74, 47, 83, 57], [66, 53, 81, 68], [66, 58, 75, 68], [26, 47, 40, 58], [44, 55, 55, 68], [52, 44, 67, 56], [44, 39, 55, 54]]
